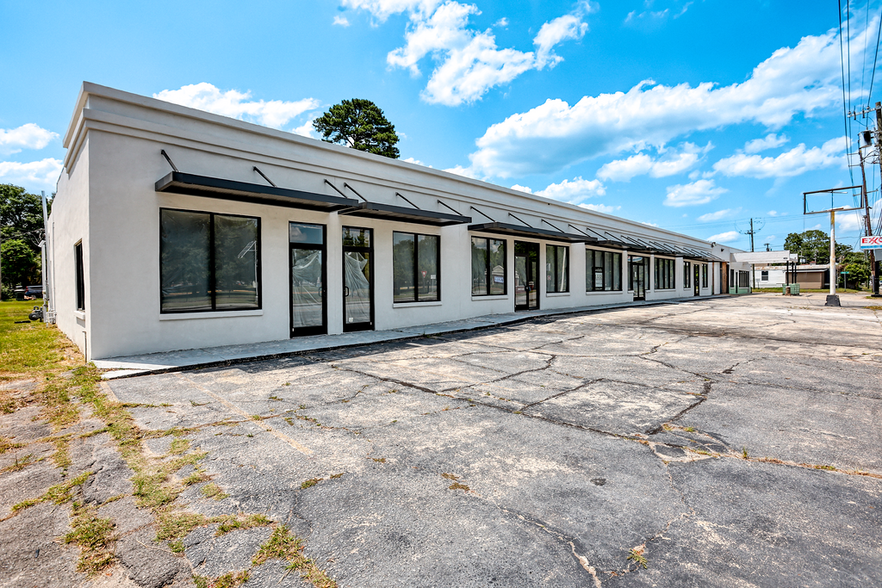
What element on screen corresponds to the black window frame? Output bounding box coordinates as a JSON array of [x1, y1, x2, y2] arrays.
[[159, 208, 262, 314], [74, 240, 85, 311], [471, 236, 507, 296], [392, 230, 441, 303], [684, 261, 692, 288], [654, 257, 675, 290], [702, 264, 709, 287], [546, 244, 570, 293], [586, 248, 622, 292]]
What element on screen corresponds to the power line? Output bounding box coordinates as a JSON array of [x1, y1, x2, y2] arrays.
[[840, 1, 857, 185], [868, 6, 882, 109]]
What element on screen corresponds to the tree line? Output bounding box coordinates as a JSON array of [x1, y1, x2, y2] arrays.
[[784, 229, 872, 287], [1, 184, 48, 297]]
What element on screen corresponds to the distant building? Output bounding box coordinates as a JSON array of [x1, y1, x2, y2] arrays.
[[755, 264, 830, 289]]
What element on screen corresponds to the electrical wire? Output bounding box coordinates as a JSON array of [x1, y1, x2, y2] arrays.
[[840, 1, 857, 186], [868, 5, 882, 109]]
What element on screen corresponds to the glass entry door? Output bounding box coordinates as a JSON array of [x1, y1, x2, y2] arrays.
[[289, 223, 326, 337], [694, 264, 701, 296], [343, 227, 373, 331], [630, 255, 647, 301], [514, 241, 539, 311]]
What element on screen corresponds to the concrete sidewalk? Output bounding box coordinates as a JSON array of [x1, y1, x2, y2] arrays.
[[94, 296, 728, 379]]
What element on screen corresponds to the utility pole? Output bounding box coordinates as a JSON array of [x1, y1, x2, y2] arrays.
[[871, 102, 882, 296], [738, 218, 763, 288]]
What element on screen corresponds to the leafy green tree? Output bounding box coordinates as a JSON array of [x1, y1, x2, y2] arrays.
[[313, 99, 400, 159], [1, 184, 49, 250], [1, 238, 38, 287], [840, 250, 870, 288], [784, 229, 836, 264]]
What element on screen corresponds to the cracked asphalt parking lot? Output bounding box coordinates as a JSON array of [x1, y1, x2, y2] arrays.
[[12, 293, 880, 587]]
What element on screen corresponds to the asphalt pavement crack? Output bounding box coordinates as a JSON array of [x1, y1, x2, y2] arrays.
[[520, 378, 601, 411]]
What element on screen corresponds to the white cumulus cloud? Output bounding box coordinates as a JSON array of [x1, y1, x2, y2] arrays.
[[534, 14, 588, 69], [0, 124, 58, 155], [707, 230, 741, 243], [535, 176, 606, 203], [154, 83, 320, 130], [836, 211, 864, 232], [510, 184, 532, 193], [696, 207, 741, 222], [597, 142, 709, 182], [372, 1, 589, 106], [579, 203, 620, 214], [0, 158, 63, 191], [664, 179, 727, 207], [333, 15, 351, 26], [467, 24, 858, 177], [744, 133, 789, 153], [713, 137, 844, 178]]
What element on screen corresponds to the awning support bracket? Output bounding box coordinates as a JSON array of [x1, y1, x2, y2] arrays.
[[253, 166, 276, 187], [509, 212, 533, 228], [541, 219, 566, 234], [470, 206, 496, 222], [567, 224, 592, 238], [438, 200, 462, 215], [343, 182, 369, 202], [160, 149, 179, 172], [396, 192, 421, 210], [324, 179, 348, 198]]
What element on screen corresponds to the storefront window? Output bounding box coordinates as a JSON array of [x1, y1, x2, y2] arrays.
[[160, 209, 260, 313], [586, 248, 622, 291], [393, 232, 440, 302], [546, 245, 569, 293], [471, 237, 506, 295]]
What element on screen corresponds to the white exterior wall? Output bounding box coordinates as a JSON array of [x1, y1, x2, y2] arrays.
[[49, 134, 90, 354], [51, 83, 740, 360]]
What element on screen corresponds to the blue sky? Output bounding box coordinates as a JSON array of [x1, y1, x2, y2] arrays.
[[2, 0, 881, 250]]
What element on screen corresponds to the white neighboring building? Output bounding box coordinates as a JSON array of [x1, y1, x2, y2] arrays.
[[48, 83, 748, 360]]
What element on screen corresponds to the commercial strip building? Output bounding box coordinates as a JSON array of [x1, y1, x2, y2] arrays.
[[47, 83, 750, 361]]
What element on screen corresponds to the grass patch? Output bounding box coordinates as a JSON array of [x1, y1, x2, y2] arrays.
[[0, 436, 24, 454], [182, 469, 211, 486], [200, 483, 228, 500], [0, 301, 67, 375], [194, 571, 250, 588], [627, 547, 648, 569], [157, 511, 273, 541], [51, 435, 72, 469], [157, 511, 209, 540], [215, 513, 272, 536], [168, 437, 190, 455], [300, 478, 323, 490], [13, 470, 91, 512], [63, 503, 115, 574], [448, 482, 470, 491], [253, 526, 337, 588]]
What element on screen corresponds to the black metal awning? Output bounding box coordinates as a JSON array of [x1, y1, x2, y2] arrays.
[[469, 222, 595, 243], [155, 171, 359, 211], [337, 202, 471, 227]]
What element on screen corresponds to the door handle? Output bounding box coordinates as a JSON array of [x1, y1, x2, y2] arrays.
[[344, 286, 350, 297]]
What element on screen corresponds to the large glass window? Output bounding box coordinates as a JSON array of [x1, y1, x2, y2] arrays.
[[160, 209, 260, 313], [471, 237, 506, 296], [546, 245, 569, 293], [684, 261, 692, 288], [655, 258, 675, 289], [703, 264, 709, 287], [393, 232, 439, 303], [586, 248, 622, 291]]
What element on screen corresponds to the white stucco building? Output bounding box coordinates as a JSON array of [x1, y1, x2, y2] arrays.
[[48, 83, 749, 361]]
